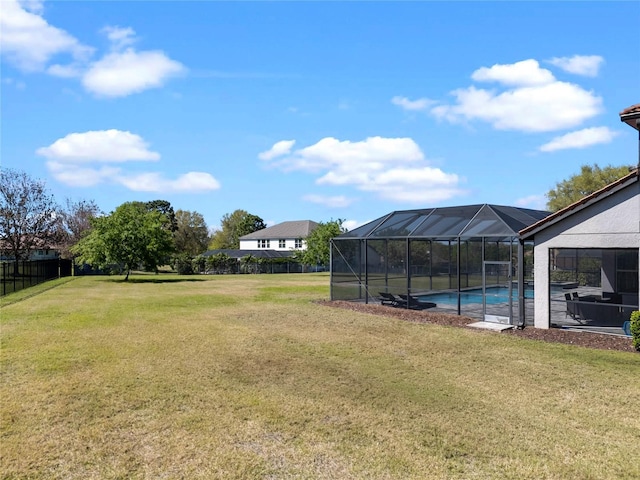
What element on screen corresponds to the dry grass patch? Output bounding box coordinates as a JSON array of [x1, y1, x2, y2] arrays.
[[1, 273, 639, 479]]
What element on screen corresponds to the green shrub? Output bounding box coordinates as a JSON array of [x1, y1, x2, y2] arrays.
[[173, 254, 194, 275], [630, 311, 640, 352]]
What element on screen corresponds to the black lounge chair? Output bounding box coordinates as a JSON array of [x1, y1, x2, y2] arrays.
[[564, 293, 583, 323], [398, 294, 437, 310], [379, 292, 401, 307]]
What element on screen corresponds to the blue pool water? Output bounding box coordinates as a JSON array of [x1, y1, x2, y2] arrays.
[[419, 287, 533, 306]]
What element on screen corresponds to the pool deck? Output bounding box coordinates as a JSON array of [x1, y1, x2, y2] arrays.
[[366, 286, 632, 337]]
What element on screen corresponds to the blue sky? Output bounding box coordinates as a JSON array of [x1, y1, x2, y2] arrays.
[[2, 1, 639, 232]]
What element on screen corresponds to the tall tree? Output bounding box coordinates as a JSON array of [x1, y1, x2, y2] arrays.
[[72, 201, 174, 280], [209, 209, 266, 249], [297, 219, 346, 268], [56, 198, 101, 259], [142, 199, 178, 232], [0, 169, 59, 271], [174, 209, 209, 256], [546, 164, 632, 212]]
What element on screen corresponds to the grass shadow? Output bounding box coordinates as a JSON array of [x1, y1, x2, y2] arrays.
[[109, 277, 207, 284]]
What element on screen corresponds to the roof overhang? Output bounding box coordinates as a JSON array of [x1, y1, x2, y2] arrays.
[[620, 103, 640, 131], [520, 169, 639, 239]]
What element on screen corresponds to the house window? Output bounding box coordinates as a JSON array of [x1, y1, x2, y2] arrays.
[[295, 238, 303, 249], [259, 239, 270, 248], [279, 239, 286, 248]]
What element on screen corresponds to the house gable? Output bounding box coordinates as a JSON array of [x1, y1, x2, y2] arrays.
[[531, 179, 639, 247]]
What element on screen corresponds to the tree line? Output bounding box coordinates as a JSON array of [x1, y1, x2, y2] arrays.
[[1, 164, 633, 280], [0, 168, 345, 280]]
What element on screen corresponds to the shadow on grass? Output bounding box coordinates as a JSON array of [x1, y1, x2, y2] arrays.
[[108, 277, 206, 284]]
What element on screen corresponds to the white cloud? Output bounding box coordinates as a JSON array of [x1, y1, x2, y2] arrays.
[[471, 59, 555, 86], [432, 58, 603, 132], [46, 161, 121, 187], [515, 194, 547, 211], [539, 127, 619, 152], [117, 172, 220, 193], [37, 129, 220, 193], [19, 0, 44, 14], [102, 25, 136, 51], [36, 129, 160, 162], [341, 220, 362, 232], [0, 0, 93, 71], [258, 140, 296, 160], [391, 96, 434, 111], [302, 194, 355, 208], [82, 48, 186, 97], [0, 3, 185, 97], [47, 63, 83, 78], [260, 136, 464, 204], [548, 55, 604, 77]]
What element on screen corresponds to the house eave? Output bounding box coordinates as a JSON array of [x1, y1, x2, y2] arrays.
[[519, 169, 639, 239], [620, 104, 640, 131]]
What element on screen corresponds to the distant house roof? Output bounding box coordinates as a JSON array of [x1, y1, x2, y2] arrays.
[[520, 168, 639, 239], [620, 103, 640, 130], [240, 220, 319, 240]]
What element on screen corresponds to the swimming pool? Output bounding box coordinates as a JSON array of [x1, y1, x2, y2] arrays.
[[418, 286, 533, 306]]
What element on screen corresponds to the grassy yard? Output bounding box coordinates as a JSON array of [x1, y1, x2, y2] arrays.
[[1, 273, 639, 479]]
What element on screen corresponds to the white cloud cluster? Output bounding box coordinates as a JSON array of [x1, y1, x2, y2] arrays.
[[36, 129, 160, 162], [341, 219, 362, 232], [258, 140, 295, 161], [515, 194, 547, 211], [37, 129, 220, 193], [0, 0, 93, 71], [470, 59, 555, 86], [0, 0, 185, 97], [431, 59, 603, 132], [259, 136, 463, 204], [391, 96, 434, 112], [538, 127, 618, 152], [82, 48, 185, 97], [102, 25, 136, 51], [548, 55, 604, 77], [302, 194, 354, 208]]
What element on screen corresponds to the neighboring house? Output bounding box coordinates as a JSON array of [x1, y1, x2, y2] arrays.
[[28, 248, 60, 261], [200, 220, 320, 274], [0, 239, 61, 261], [520, 103, 640, 330], [239, 220, 319, 251]]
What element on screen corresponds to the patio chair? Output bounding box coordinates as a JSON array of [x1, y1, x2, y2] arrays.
[[379, 292, 401, 307], [565, 293, 583, 323], [398, 294, 437, 310], [622, 321, 632, 337]]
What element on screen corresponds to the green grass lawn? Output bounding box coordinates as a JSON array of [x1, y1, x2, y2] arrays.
[[1, 273, 639, 479]]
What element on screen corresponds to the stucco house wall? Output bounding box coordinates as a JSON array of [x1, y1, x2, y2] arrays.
[[530, 179, 640, 328]]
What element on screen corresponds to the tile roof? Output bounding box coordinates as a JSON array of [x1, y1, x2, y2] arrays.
[[519, 168, 639, 238], [240, 220, 319, 240], [620, 103, 640, 115], [620, 103, 640, 130]]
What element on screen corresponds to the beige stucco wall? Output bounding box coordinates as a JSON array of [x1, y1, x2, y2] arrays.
[[531, 181, 640, 328]]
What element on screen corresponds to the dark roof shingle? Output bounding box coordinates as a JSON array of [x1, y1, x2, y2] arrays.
[[240, 220, 319, 240]]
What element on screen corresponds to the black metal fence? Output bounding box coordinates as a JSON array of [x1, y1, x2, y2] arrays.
[[0, 259, 72, 296]]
